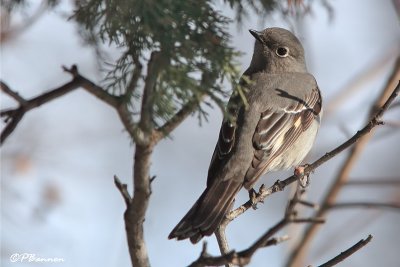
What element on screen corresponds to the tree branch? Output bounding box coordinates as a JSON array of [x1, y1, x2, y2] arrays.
[[263, 235, 290, 247], [215, 226, 233, 267], [125, 58, 143, 99], [190, 217, 324, 266], [1, 67, 86, 144], [0, 81, 26, 104], [190, 181, 325, 267], [123, 144, 153, 267], [328, 202, 400, 211], [285, 56, 400, 267], [344, 178, 400, 186], [153, 96, 203, 143], [0, 65, 150, 144], [114, 175, 132, 207], [63, 66, 149, 143], [139, 51, 164, 136], [1, 64, 164, 267], [153, 69, 218, 143], [317, 235, 373, 267], [60, 65, 120, 107]]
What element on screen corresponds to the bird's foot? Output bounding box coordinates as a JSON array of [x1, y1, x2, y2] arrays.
[[294, 164, 310, 188], [248, 188, 262, 210]]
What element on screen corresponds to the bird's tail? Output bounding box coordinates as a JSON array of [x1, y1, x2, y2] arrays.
[[168, 179, 242, 243]]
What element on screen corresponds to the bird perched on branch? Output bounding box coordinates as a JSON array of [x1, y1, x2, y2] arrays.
[[169, 27, 322, 244]]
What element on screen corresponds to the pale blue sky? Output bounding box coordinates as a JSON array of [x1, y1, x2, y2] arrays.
[[1, 1, 399, 266]]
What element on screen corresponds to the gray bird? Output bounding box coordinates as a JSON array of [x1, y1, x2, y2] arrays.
[[169, 27, 322, 244]]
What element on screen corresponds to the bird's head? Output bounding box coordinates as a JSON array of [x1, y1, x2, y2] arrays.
[[247, 27, 307, 74]]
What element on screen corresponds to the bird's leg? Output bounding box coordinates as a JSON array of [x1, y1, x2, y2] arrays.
[[248, 188, 257, 209], [294, 164, 310, 188], [248, 187, 262, 210]]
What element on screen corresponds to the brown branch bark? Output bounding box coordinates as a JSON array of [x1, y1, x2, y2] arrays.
[[317, 235, 373, 267], [113, 149, 153, 267], [119, 52, 169, 266], [0, 65, 147, 144], [152, 69, 217, 143], [125, 58, 143, 99], [189, 181, 325, 267], [285, 56, 400, 267], [215, 226, 232, 267], [139, 51, 163, 135], [153, 96, 203, 143], [1, 62, 176, 267], [114, 175, 132, 207], [345, 178, 400, 186], [122, 144, 153, 267], [63, 66, 146, 143], [0, 81, 26, 104], [189, 219, 289, 267], [1, 68, 85, 144], [328, 202, 400, 211]]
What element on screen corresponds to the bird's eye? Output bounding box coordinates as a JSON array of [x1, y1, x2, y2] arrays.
[[276, 47, 289, 57]]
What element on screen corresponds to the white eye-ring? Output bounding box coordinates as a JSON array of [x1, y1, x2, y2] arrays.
[[276, 47, 289, 57]]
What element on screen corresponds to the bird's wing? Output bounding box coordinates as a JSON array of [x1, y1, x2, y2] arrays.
[[168, 92, 245, 243], [206, 90, 244, 187], [244, 86, 322, 188]]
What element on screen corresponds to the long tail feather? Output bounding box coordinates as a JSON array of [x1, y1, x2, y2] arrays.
[[168, 179, 242, 243]]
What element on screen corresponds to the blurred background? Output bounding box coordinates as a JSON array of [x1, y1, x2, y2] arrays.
[[1, 0, 399, 266]]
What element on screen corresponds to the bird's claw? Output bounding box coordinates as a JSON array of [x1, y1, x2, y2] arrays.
[[249, 188, 259, 210], [295, 164, 310, 188]]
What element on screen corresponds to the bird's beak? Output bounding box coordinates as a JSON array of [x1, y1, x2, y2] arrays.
[[249, 29, 264, 44]]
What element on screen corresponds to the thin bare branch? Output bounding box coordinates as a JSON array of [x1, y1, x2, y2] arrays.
[[215, 226, 232, 267], [317, 235, 373, 267], [114, 175, 132, 207], [1, 69, 85, 144], [297, 199, 320, 210], [61, 65, 121, 107], [139, 51, 164, 136], [64, 65, 147, 142], [345, 178, 400, 186], [291, 217, 325, 224], [153, 96, 203, 143], [123, 144, 153, 267], [125, 58, 143, 98], [189, 217, 324, 267], [0, 108, 24, 144], [286, 56, 400, 267], [0, 65, 147, 144], [2, 64, 153, 266], [0, 81, 26, 104], [328, 202, 400, 211], [153, 68, 218, 143], [191, 181, 325, 267], [263, 235, 290, 247]]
